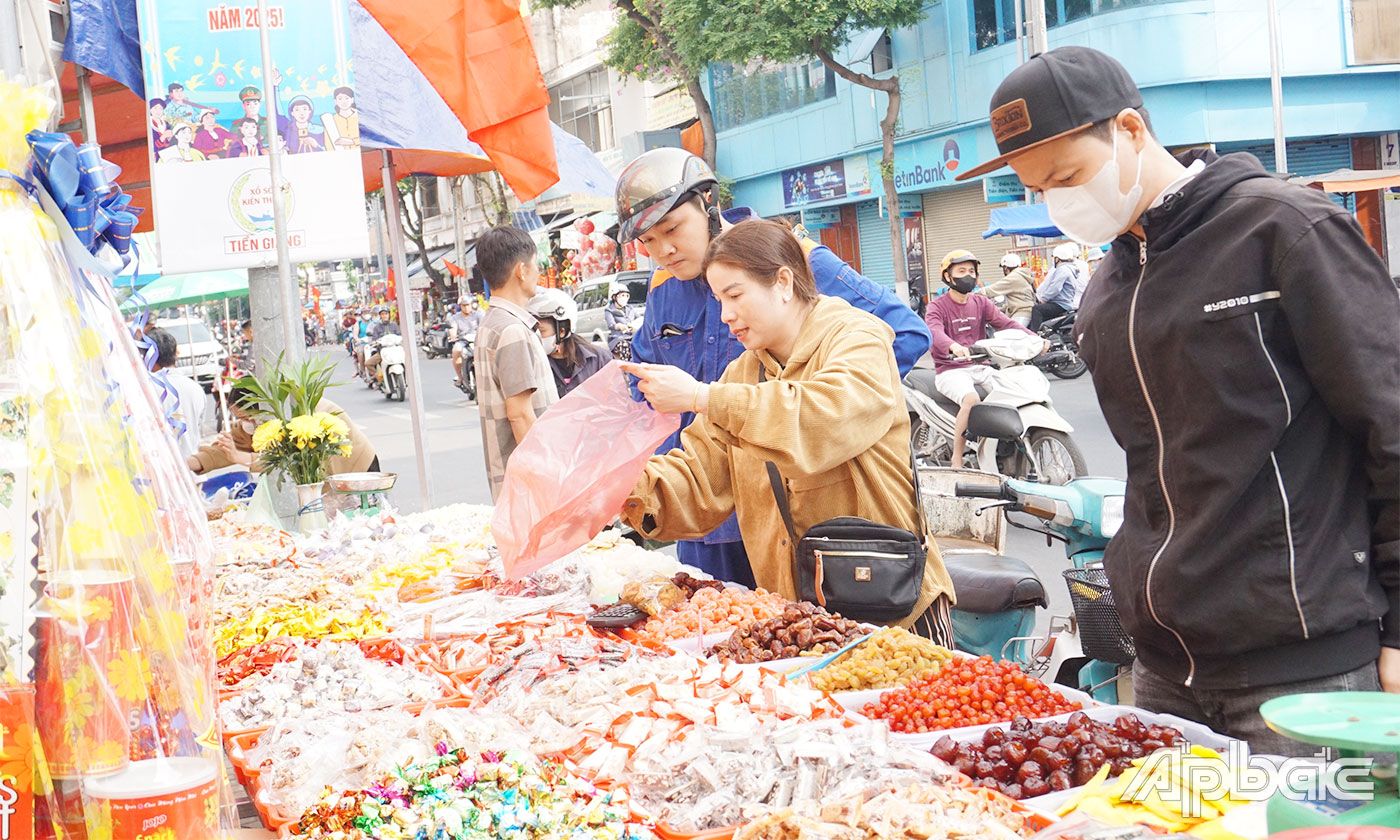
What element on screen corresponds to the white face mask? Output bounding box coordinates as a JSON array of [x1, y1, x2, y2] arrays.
[[1043, 128, 1144, 247], [539, 334, 557, 355]]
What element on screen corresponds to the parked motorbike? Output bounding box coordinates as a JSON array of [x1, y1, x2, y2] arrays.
[[950, 452, 1132, 705], [422, 319, 452, 359], [374, 333, 407, 402], [903, 331, 1086, 484], [455, 332, 477, 402], [1029, 309, 1087, 380]]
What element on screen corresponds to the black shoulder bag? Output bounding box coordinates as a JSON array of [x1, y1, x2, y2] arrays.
[[758, 366, 928, 623]]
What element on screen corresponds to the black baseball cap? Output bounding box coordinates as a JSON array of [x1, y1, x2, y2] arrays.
[[955, 46, 1143, 181]]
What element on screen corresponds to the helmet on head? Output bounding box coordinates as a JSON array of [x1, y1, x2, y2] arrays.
[[999, 253, 1023, 270], [527, 289, 579, 331], [448, 304, 460, 313], [609, 283, 631, 302], [376, 305, 390, 314], [1085, 246, 1106, 262], [1052, 243, 1080, 262], [615, 148, 718, 243], [940, 250, 980, 275]]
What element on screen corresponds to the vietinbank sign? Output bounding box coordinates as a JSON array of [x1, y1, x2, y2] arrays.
[[893, 131, 981, 193]]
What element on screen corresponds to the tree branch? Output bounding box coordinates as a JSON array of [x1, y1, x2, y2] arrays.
[[811, 36, 897, 93]]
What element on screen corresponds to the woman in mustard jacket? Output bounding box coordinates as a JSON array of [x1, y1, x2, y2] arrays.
[[622, 219, 954, 640]]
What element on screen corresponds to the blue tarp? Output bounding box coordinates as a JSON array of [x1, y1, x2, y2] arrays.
[[982, 204, 1062, 239]]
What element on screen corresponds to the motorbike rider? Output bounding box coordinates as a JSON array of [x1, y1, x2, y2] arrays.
[[925, 250, 1043, 467], [364, 306, 401, 383], [982, 253, 1037, 326], [1030, 243, 1082, 329], [616, 147, 931, 586], [447, 303, 474, 387], [605, 284, 636, 354], [957, 45, 1399, 748], [528, 288, 611, 396]]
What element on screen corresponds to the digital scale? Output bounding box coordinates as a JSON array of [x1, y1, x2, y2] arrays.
[[325, 471, 398, 518], [1260, 692, 1400, 832]]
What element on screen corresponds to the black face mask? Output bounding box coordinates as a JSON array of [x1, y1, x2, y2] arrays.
[[945, 273, 978, 294]]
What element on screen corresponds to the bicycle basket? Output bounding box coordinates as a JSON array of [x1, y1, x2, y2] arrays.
[[1062, 567, 1137, 664]]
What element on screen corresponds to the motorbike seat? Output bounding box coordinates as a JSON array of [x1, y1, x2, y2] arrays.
[[1041, 310, 1076, 332], [905, 368, 991, 415], [944, 553, 1048, 613]]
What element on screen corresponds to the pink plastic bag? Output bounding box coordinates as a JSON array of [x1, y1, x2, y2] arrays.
[[493, 361, 679, 579]]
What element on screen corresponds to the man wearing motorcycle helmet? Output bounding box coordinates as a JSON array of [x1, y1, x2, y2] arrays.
[[529, 288, 610, 396], [925, 250, 1040, 467], [981, 252, 1037, 326], [1029, 242, 1082, 329], [605, 283, 637, 355], [616, 147, 931, 586], [365, 305, 400, 382]]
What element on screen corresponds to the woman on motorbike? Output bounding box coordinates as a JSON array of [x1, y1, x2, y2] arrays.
[[604, 284, 636, 355], [528, 289, 610, 396], [621, 219, 954, 640]]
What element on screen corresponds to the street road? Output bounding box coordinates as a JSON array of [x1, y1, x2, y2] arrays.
[[320, 343, 1127, 635]]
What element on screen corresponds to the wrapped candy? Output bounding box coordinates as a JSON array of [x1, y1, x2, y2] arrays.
[[218, 640, 452, 732], [734, 782, 1044, 840], [287, 745, 637, 840], [627, 719, 954, 831]]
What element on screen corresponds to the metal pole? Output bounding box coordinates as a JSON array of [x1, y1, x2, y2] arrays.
[[451, 177, 467, 300], [1265, 0, 1288, 174], [0, 0, 20, 79], [381, 150, 433, 510], [76, 67, 99, 145], [1014, 0, 1026, 64], [1024, 0, 1048, 56], [256, 0, 303, 363]]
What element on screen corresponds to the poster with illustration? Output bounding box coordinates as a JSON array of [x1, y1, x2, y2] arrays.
[[136, 0, 369, 272]]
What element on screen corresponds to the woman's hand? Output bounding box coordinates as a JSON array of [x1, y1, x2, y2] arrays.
[[215, 432, 253, 467], [619, 362, 707, 415], [1381, 646, 1400, 694]]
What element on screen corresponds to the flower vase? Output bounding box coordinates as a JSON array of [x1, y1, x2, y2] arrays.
[[294, 481, 327, 533]]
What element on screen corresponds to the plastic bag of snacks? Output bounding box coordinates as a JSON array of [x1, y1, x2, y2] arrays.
[[0, 81, 228, 837], [493, 362, 677, 579]]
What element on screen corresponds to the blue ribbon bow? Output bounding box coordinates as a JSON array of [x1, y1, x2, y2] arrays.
[[24, 130, 143, 260]]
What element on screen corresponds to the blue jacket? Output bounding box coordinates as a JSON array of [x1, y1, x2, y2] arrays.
[[1037, 263, 1080, 311], [631, 207, 932, 543]]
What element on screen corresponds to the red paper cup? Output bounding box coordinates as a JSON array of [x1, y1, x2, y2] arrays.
[[83, 757, 219, 840], [35, 570, 139, 778]]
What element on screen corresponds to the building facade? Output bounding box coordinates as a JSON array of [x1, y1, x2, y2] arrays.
[[713, 0, 1400, 287]]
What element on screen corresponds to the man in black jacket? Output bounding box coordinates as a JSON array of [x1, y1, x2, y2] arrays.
[[958, 47, 1398, 754]]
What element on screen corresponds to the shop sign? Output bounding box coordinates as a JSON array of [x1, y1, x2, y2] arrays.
[[135, 0, 369, 272], [983, 173, 1026, 204], [892, 132, 979, 193], [646, 87, 697, 131], [844, 154, 873, 197], [1382, 132, 1399, 170], [878, 194, 924, 218], [782, 159, 847, 208], [801, 207, 843, 229]]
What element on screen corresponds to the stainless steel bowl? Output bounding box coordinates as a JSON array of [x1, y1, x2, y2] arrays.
[[325, 472, 398, 493]]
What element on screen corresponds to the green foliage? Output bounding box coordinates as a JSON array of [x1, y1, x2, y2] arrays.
[[232, 353, 339, 423], [708, 0, 928, 66], [537, 0, 713, 84]]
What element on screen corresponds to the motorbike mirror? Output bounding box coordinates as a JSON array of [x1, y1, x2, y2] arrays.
[[965, 403, 1024, 441]]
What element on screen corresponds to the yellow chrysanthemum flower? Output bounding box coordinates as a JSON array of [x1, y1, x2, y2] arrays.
[[251, 419, 285, 452], [286, 414, 324, 448], [316, 412, 349, 438], [105, 649, 151, 704]]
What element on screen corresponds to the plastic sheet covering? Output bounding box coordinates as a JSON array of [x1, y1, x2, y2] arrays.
[[493, 362, 677, 579], [0, 81, 229, 838]]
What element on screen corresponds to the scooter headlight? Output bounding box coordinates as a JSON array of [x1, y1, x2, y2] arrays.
[[1101, 495, 1125, 538]]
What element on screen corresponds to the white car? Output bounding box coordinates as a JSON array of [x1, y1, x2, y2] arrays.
[[158, 317, 225, 391], [572, 270, 651, 346]]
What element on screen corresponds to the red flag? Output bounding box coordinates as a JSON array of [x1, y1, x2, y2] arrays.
[[358, 0, 559, 201], [442, 259, 467, 279]]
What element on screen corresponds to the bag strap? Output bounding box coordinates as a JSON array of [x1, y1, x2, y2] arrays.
[[757, 364, 802, 547]]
